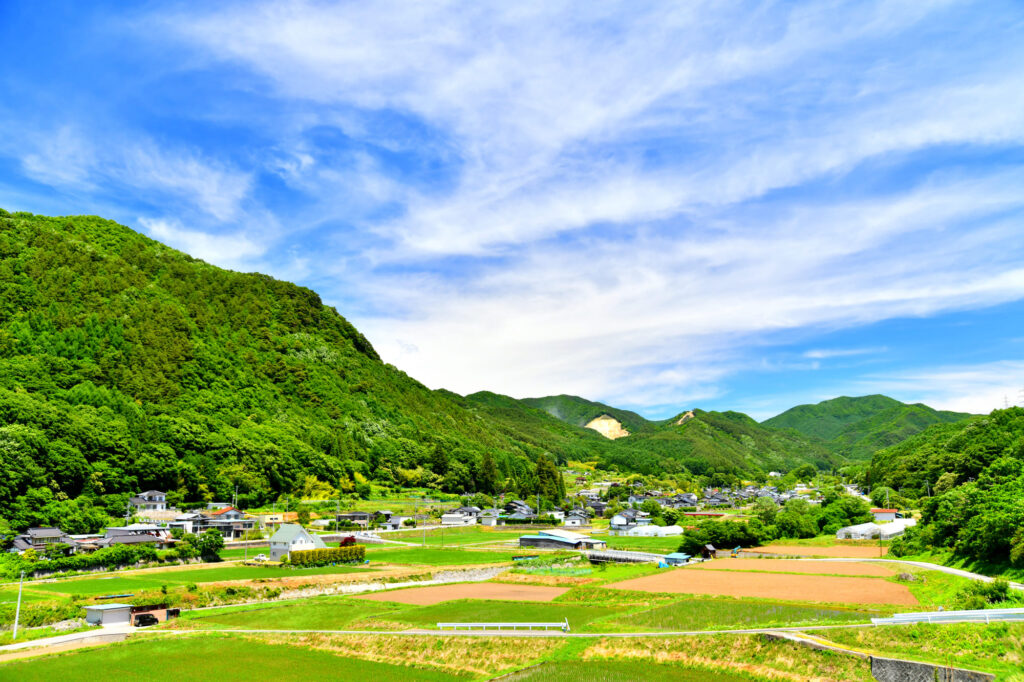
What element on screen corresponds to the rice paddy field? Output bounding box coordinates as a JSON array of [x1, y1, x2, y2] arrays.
[[0, 549, 993, 681]]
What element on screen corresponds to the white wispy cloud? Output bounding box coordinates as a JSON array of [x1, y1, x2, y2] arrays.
[[854, 361, 1024, 414], [803, 348, 887, 360], [15, 126, 252, 221], [9, 0, 1023, 416], [138, 217, 267, 271]]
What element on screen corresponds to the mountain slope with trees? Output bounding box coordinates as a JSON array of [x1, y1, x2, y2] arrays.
[[868, 407, 1024, 567], [763, 394, 971, 460], [0, 209, 838, 532]]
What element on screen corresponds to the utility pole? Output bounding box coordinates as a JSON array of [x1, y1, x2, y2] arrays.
[[12, 570, 24, 641]]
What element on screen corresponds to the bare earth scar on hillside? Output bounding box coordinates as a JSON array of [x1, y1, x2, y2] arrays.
[[354, 582, 569, 605], [606, 570, 917, 605]]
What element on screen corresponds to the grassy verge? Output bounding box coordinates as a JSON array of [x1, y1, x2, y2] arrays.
[[822, 622, 1024, 677]]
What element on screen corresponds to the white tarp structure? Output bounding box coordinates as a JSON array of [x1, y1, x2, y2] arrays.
[[622, 524, 683, 537], [836, 522, 881, 539], [836, 518, 916, 540], [879, 518, 916, 539]]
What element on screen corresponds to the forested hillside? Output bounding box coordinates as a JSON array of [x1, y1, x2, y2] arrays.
[[0, 210, 837, 532], [0, 211, 568, 530], [763, 395, 970, 460], [519, 395, 654, 434], [869, 407, 1024, 566]]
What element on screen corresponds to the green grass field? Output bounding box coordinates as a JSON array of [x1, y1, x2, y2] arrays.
[[365, 547, 517, 565], [178, 596, 397, 630], [386, 526, 524, 547], [503, 660, 758, 681], [220, 545, 269, 560], [19, 563, 375, 599], [372, 599, 628, 631], [0, 634, 465, 681], [602, 597, 876, 632], [602, 535, 682, 553], [174, 594, 627, 633]]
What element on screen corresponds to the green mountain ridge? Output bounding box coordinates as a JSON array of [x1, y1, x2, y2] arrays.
[[473, 393, 840, 476], [763, 394, 972, 460]]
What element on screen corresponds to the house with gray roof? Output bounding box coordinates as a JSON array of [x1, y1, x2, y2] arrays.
[[269, 524, 327, 561]]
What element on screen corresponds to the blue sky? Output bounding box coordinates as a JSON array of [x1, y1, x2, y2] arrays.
[[2, 1, 1024, 420]]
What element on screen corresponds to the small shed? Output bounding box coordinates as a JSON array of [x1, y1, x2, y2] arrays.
[[701, 544, 717, 559], [85, 603, 133, 626], [664, 552, 691, 566]]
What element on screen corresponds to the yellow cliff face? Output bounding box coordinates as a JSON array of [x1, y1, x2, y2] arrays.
[[585, 414, 629, 439]]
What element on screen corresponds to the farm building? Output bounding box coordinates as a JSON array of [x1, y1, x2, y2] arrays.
[[84, 603, 133, 626], [518, 529, 606, 551], [871, 508, 900, 522], [620, 524, 683, 537], [664, 552, 691, 566]]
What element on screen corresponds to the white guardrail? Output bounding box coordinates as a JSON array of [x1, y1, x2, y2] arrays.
[[437, 618, 570, 632], [872, 607, 1024, 625]]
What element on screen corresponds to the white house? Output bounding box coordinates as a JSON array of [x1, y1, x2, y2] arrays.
[[441, 512, 478, 526], [269, 524, 328, 561], [130, 490, 167, 512]]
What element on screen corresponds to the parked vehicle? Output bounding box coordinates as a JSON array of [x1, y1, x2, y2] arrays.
[[133, 613, 159, 627]]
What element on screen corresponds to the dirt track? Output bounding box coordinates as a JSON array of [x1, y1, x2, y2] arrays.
[[690, 558, 894, 576], [354, 582, 568, 605], [607, 569, 917, 605], [747, 544, 889, 558]]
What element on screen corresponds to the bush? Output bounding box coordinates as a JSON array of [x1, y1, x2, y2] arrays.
[[289, 544, 365, 567]]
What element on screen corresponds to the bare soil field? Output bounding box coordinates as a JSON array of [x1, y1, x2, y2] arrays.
[[690, 558, 894, 576], [607, 569, 917, 606], [355, 582, 569, 605], [746, 544, 889, 558]]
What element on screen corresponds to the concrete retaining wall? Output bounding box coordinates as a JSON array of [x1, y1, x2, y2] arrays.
[[870, 656, 994, 682]]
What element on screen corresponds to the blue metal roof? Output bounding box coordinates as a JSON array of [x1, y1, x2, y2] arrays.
[[665, 553, 691, 559], [519, 534, 578, 545]]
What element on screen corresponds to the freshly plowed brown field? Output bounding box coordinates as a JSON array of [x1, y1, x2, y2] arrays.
[[746, 544, 889, 558], [607, 569, 917, 605], [354, 582, 569, 605], [690, 558, 894, 576]]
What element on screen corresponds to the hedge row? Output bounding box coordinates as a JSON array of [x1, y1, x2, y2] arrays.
[[290, 545, 365, 566]]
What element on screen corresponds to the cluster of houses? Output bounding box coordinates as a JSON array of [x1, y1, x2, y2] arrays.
[[10, 523, 179, 555], [618, 484, 815, 511], [8, 490, 263, 556], [430, 500, 594, 528]]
